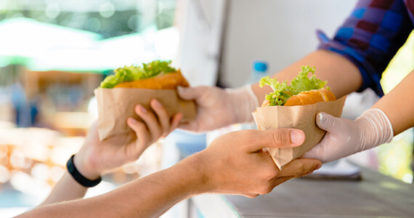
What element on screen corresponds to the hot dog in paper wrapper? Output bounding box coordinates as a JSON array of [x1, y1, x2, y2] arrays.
[[252, 66, 345, 169], [95, 60, 196, 146]]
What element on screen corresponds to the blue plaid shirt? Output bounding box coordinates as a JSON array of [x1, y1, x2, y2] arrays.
[[318, 0, 414, 96]]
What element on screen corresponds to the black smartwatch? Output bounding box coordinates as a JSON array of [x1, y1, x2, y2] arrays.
[[66, 154, 102, 187]]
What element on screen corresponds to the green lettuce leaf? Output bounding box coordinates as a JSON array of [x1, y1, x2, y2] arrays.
[[100, 60, 177, 88], [259, 76, 292, 106], [259, 66, 328, 106], [289, 66, 327, 95]]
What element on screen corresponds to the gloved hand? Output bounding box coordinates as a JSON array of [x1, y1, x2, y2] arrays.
[[304, 108, 394, 162], [177, 85, 259, 132]]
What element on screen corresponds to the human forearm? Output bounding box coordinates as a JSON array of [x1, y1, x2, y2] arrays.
[[21, 129, 321, 218], [94, 154, 205, 218], [39, 153, 101, 206], [39, 172, 87, 206], [252, 50, 363, 104], [39, 100, 183, 207], [372, 70, 414, 135], [20, 155, 205, 218]]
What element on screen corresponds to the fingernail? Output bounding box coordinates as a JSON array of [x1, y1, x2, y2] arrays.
[[152, 99, 162, 109], [177, 86, 184, 94], [290, 130, 305, 145], [318, 113, 325, 123], [138, 105, 147, 113]]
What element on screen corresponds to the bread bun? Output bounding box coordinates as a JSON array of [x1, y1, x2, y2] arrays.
[[114, 70, 189, 89], [284, 88, 336, 106]]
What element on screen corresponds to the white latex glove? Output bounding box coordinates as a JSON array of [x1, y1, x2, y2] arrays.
[[177, 85, 259, 132], [304, 108, 394, 162]]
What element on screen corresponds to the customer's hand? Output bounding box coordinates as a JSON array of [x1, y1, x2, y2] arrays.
[[75, 99, 182, 180], [177, 85, 258, 132], [304, 109, 393, 162], [190, 128, 321, 197]]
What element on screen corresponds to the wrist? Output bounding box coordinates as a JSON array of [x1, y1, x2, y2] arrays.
[[73, 153, 101, 180], [176, 152, 212, 195], [356, 108, 394, 151]]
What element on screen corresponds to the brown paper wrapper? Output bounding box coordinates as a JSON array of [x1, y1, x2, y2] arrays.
[[95, 88, 196, 146], [252, 97, 346, 169]]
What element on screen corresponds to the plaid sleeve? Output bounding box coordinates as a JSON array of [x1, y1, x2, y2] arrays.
[[318, 0, 413, 96]]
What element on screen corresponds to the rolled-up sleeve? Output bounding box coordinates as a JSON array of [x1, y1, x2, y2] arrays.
[[318, 0, 413, 96]]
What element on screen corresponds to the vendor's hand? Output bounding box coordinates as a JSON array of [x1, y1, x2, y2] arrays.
[[304, 109, 393, 163], [75, 99, 182, 180], [190, 128, 321, 197], [177, 85, 258, 132]]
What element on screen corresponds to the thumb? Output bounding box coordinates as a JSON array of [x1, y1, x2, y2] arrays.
[[277, 158, 322, 177], [303, 142, 325, 161], [248, 129, 305, 152], [177, 86, 206, 100], [316, 112, 342, 133]]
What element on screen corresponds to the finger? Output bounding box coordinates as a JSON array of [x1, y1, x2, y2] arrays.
[[177, 86, 206, 100], [244, 129, 305, 152], [169, 113, 183, 134], [150, 99, 170, 136], [135, 105, 162, 141], [316, 112, 342, 133], [244, 193, 260, 198], [270, 176, 294, 187], [277, 158, 321, 177], [127, 118, 150, 149], [303, 142, 325, 161]]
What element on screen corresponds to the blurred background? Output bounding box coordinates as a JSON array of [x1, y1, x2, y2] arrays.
[[0, 0, 412, 217]]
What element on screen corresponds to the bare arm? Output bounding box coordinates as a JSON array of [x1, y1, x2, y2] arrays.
[[19, 129, 321, 218], [39, 172, 88, 206], [373, 70, 414, 135], [177, 50, 364, 132], [252, 50, 363, 104], [39, 100, 182, 206], [23, 155, 203, 218]]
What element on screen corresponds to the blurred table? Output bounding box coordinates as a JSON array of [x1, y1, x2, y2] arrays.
[[191, 168, 414, 217]]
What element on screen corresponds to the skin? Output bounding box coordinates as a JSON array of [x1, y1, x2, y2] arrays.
[[177, 50, 364, 133], [177, 49, 414, 165], [28, 50, 410, 217], [264, 51, 414, 136], [20, 96, 321, 218], [372, 70, 414, 135], [40, 99, 182, 206], [19, 128, 321, 218], [251, 50, 363, 104], [14, 14, 409, 216]]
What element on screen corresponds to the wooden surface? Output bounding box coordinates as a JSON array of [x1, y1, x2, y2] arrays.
[[192, 168, 414, 218]]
